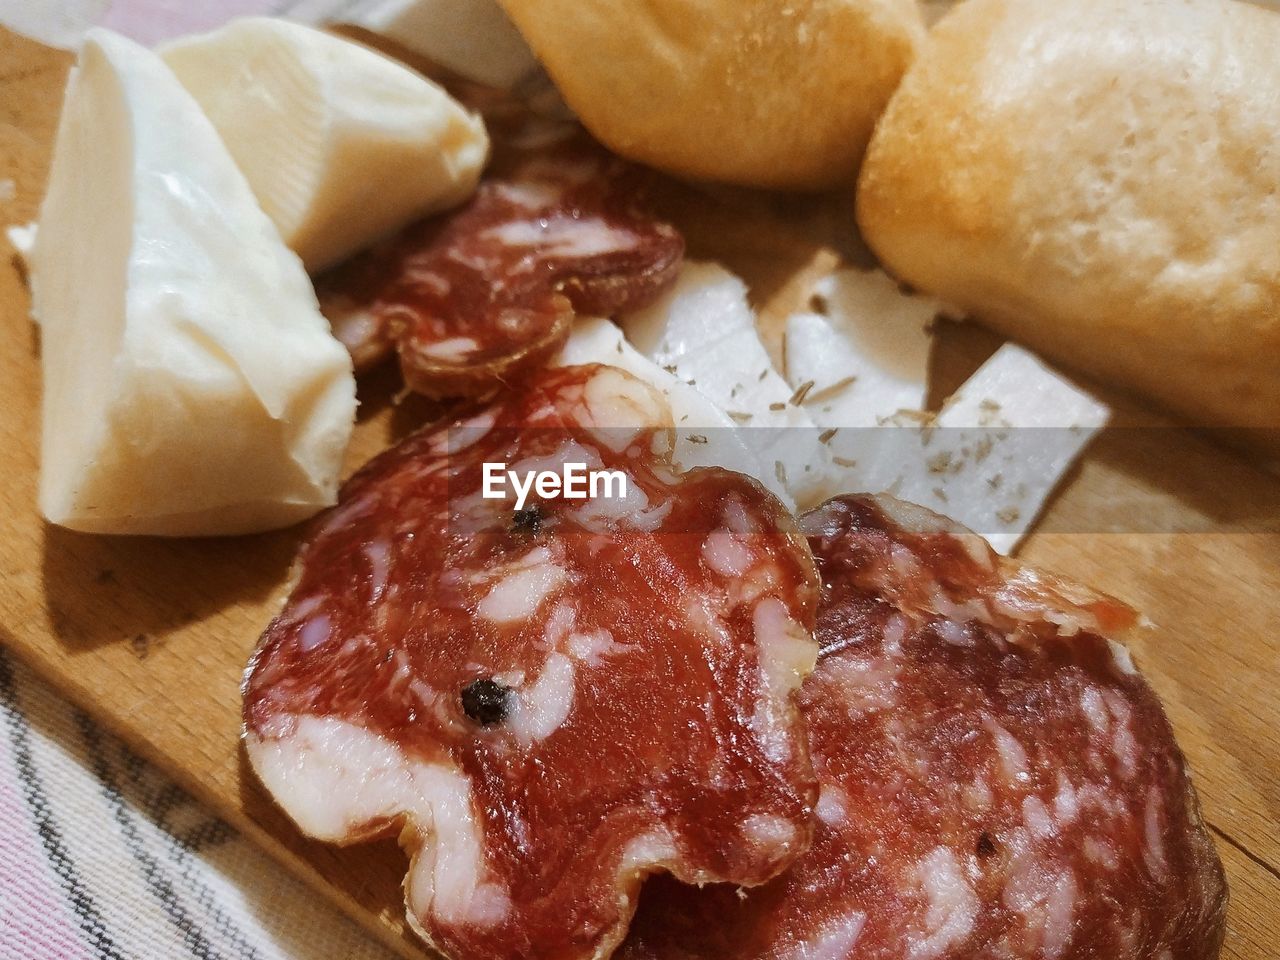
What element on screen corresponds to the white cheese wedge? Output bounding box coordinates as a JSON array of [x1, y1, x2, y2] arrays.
[[31, 29, 356, 536], [821, 345, 1110, 554], [555, 318, 788, 505], [621, 262, 827, 507], [322, 0, 540, 88], [160, 17, 488, 273], [785, 268, 936, 428]]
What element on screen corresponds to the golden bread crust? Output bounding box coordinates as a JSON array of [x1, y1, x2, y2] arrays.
[[857, 0, 1280, 441], [499, 0, 924, 189]]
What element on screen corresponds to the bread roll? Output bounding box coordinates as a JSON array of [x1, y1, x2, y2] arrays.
[[857, 0, 1280, 447], [497, 0, 924, 189]]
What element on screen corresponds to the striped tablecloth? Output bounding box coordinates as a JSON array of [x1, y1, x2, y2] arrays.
[[0, 649, 395, 960]]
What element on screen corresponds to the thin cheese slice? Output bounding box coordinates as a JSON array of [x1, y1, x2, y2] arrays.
[[621, 262, 827, 506], [820, 344, 1110, 554], [161, 17, 488, 273], [31, 29, 356, 536], [555, 317, 787, 505], [784, 268, 936, 428]]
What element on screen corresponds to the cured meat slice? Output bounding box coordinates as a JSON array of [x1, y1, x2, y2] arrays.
[[315, 255, 397, 372], [318, 133, 684, 394], [619, 495, 1227, 960], [389, 146, 683, 398], [243, 364, 821, 960]]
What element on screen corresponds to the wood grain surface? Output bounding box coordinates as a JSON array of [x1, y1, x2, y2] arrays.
[[2, 26, 1277, 959]]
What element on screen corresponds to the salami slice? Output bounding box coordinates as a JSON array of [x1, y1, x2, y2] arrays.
[[317, 133, 684, 395], [315, 254, 397, 372], [619, 495, 1227, 960], [243, 364, 821, 960]]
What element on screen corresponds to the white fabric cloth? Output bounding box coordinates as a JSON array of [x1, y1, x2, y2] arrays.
[[0, 649, 397, 960]]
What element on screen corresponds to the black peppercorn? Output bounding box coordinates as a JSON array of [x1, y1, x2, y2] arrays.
[[976, 831, 996, 857], [512, 504, 543, 534], [461, 677, 511, 726]]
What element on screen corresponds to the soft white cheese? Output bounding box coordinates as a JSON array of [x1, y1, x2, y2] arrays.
[[161, 17, 488, 273], [620, 262, 824, 506], [784, 268, 936, 428], [31, 29, 356, 536], [821, 345, 1110, 554], [330, 0, 539, 88], [785, 271, 1107, 551]]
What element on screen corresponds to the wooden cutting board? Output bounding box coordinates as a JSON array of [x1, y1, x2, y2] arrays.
[[2, 26, 1277, 959]]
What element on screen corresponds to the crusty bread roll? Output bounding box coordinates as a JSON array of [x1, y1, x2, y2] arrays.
[[857, 0, 1280, 447], [497, 0, 925, 189]]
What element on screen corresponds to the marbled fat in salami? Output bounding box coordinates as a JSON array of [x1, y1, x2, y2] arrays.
[[317, 133, 683, 395], [243, 365, 821, 960], [619, 495, 1227, 960]]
